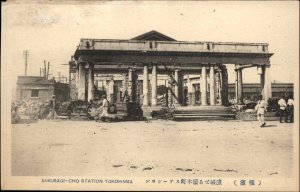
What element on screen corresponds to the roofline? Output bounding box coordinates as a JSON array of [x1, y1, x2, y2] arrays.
[[131, 30, 176, 41], [78, 38, 270, 46], [74, 49, 273, 61]]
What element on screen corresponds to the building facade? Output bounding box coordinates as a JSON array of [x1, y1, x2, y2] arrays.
[[16, 76, 69, 102], [228, 83, 294, 102], [70, 30, 273, 114]]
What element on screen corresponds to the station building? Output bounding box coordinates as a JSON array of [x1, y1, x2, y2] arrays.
[[69, 30, 273, 115]]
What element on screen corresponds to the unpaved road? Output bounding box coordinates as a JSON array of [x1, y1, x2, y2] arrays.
[[11, 120, 293, 177]]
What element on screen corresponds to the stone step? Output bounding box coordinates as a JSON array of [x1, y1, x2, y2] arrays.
[[174, 109, 233, 113], [172, 106, 236, 121], [173, 116, 234, 121], [173, 113, 236, 117]]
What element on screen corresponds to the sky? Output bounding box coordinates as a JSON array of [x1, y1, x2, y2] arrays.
[[2, 1, 299, 96]]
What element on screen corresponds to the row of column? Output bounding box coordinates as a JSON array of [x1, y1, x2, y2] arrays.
[[77, 63, 225, 107], [235, 65, 271, 104], [142, 65, 158, 107], [78, 63, 94, 101], [200, 66, 217, 105], [142, 65, 218, 107], [77, 63, 220, 106]]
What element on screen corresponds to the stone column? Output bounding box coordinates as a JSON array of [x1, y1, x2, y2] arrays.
[[78, 63, 86, 100], [151, 65, 157, 106], [167, 75, 173, 107], [260, 65, 272, 100], [179, 73, 184, 105], [235, 69, 238, 103], [174, 69, 179, 105], [217, 70, 223, 105], [221, 66, 229, 106], [201, 66, 207, 105], [87, 63, 94, 101], [121, 74, 126, 102], [187, 76, 193, 105], [237, 68, 243, 104], [143, 65, 149, 106], [209, 66, 215, 105], [108, 78, 114, 103], [128, 69, 133, 102]]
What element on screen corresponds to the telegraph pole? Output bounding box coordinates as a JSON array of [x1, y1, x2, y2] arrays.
[[23, 50, 29, 76], [44, 60, 47, 78], [47, 61, 50, 79]]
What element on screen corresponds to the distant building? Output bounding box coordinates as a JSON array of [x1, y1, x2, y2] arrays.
[[16, 76, 69, 102], [228, 83, 294, 101]]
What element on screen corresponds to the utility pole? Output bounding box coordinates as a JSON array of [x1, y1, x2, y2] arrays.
[[40, 68, 42, 76], [44, 60, 47, 78], [23, 50, 29, 76], [58, 72, 61, 82], [47, 61, 50, 79]]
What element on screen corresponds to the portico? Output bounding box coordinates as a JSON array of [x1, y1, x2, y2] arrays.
[[71, 30, 273, 116]]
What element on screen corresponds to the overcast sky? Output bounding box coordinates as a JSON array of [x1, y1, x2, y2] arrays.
[[2, 1, 299, 94]]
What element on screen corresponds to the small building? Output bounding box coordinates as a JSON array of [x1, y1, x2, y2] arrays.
[[16, 76, 69, 102]]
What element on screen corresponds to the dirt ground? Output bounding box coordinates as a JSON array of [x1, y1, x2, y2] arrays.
[[11, 119, 294, 177]]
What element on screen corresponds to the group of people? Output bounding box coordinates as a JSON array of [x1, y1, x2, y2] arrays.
[[278, 95, 294, 123], [255, 94, 294, 127]]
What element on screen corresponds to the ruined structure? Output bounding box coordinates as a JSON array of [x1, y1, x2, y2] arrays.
[[16, 76, 69, 102], [70, 30, 273, 116]]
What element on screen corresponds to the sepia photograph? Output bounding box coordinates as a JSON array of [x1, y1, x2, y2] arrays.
[[1, 0, 299, 191]]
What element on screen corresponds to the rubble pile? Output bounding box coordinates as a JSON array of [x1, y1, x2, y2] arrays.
[[11, 99, 50, 123], [151, 108, 174, 120], [235, 111, 257, 121], [56, 101, 73, 116], [236, 111, 278, 121]]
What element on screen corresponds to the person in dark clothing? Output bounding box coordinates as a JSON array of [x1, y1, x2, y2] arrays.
[[286, 95, 294, 123]]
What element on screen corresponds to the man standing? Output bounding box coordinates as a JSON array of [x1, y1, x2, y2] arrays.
[[100, 95, 109, 121], [255, 95, 268, 127], [287, 95, 294, 123], [46, 95, 57, 120], [278, 95, 287, 123]]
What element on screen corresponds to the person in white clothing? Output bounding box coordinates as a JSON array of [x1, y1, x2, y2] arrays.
[[255, 95, 268, 127], [278, 95, 287, 123], [100, 95, 109, 121]]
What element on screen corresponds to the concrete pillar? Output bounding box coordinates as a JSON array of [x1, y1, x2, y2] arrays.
[[261, 65, 272, 100], [235, 69, 238, 103], [121, 74, 126, 102], [78, 63, 86, 100], [128, 69, 133, 102], [174, 69, 179, 105], [237, 68, 243, 104], [143, 65, 149, 106], [167, 75, 173, 107], [221, 66, 229, 106], [179, 73, 184, 105], [201, 66, 207, 105], [217, 70, 223, 105], [87, 63, 94, 101], [209, 66, 216, 105], [108, 78, 114, 103], [187, 76, 193, 105], [151, 65, 157, 106]]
